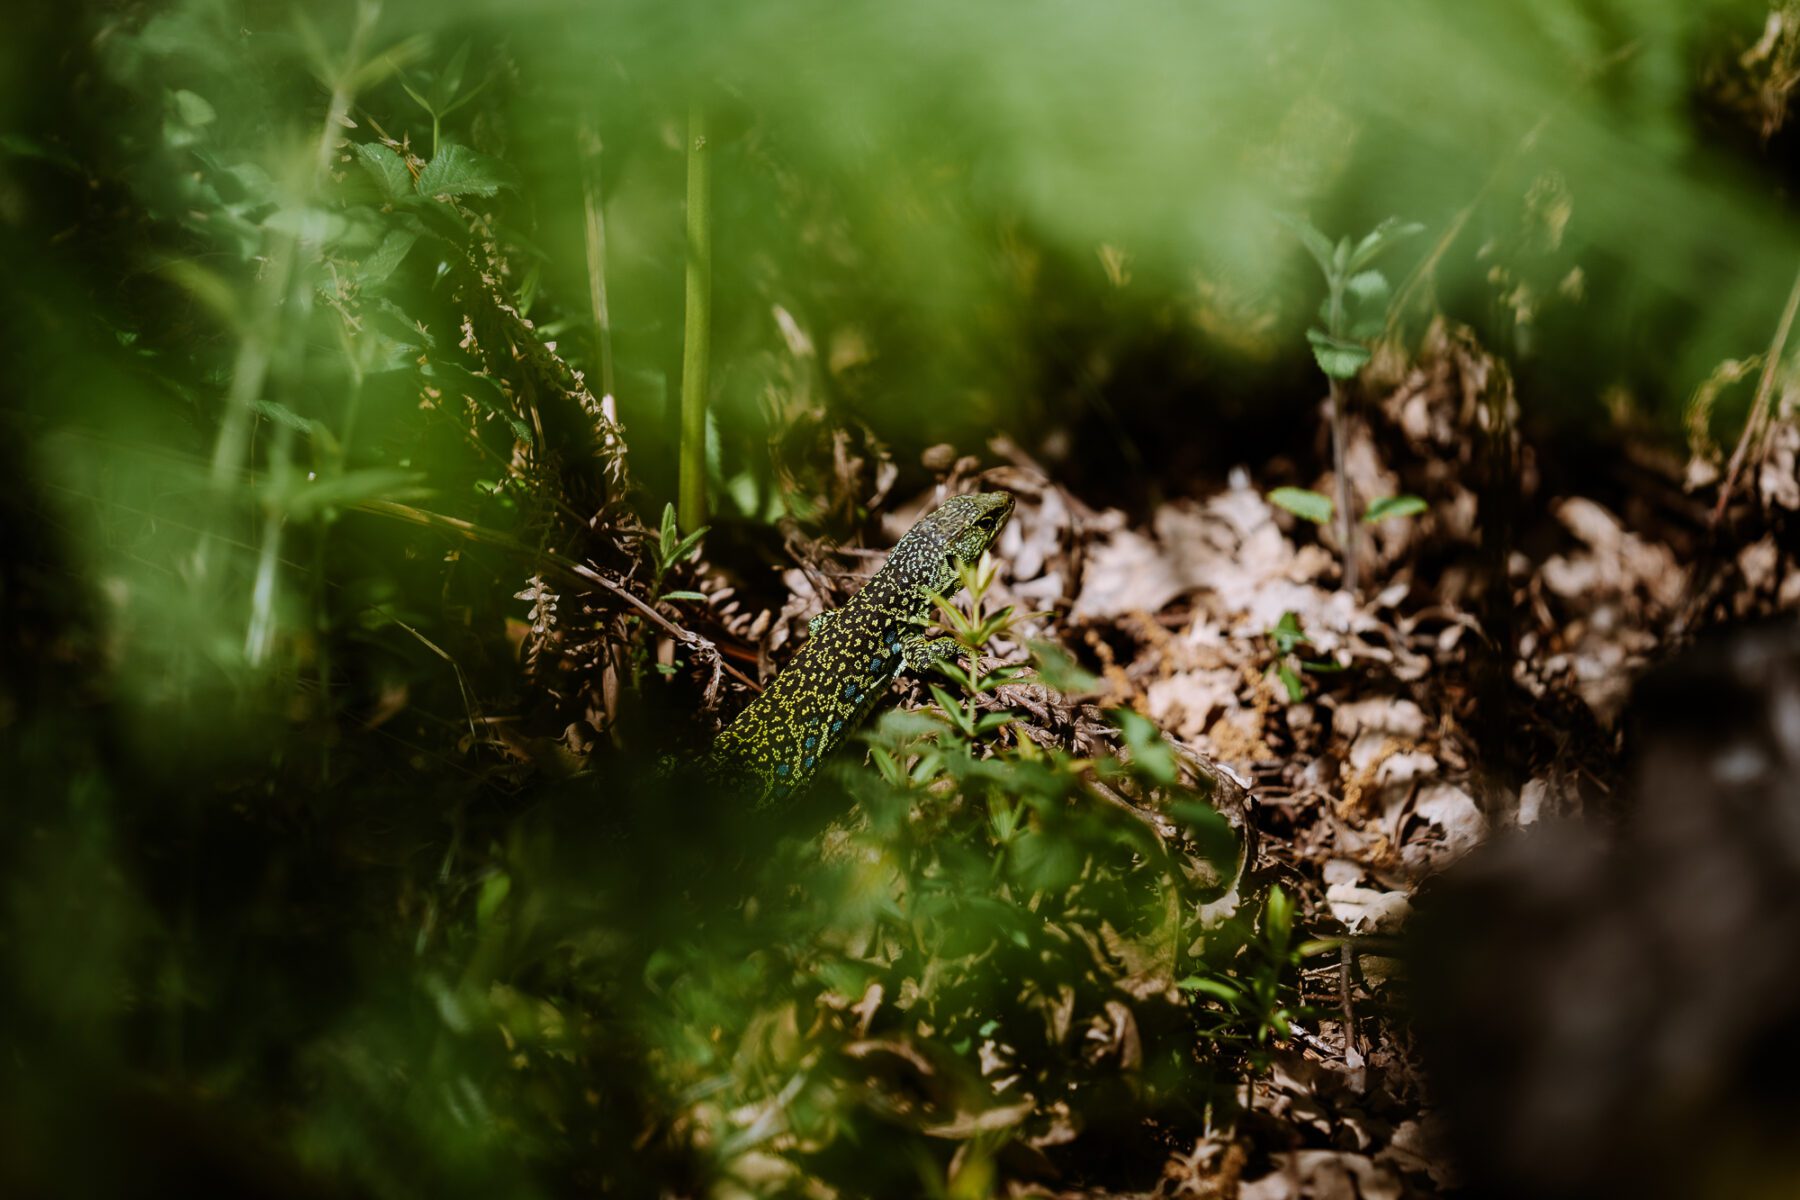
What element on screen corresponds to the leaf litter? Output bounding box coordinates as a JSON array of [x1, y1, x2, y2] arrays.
[[618, 311, 1800, 1197]]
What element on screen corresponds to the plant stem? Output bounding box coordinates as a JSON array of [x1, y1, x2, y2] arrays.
[[1711, 259, 1800, 528], [1328, 375, 1357, 596], [678, 98, 712, 533], [579, 114, 616, 402], [1324, 277, 1358, 596], [965, 593, 983, 734]]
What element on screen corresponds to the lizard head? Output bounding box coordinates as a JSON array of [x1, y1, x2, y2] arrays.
[[890, 490, 1016, 594]]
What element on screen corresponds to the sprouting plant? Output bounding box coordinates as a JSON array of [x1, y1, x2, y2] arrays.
[[1179, 885, 1333, 1055], [1272, 214, 1426, 595], [397, 40, 491, 157], [925, 553, 1033, 742], [1265, 610, 1345, 702], [650, 501, 708, 603]]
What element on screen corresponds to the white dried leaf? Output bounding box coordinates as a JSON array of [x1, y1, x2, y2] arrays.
[[1410, 782, 1487, 868], [1146, 669, 1242, 739], [1333, 697, 1428, 741], [1326, 884, 1412, 933], [1240, 1150, 1405, 1200]]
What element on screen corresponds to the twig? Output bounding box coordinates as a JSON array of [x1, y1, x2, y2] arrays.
[[1283, 1021, 1345, 1062], [378, 606, 483, 748], [1711, 259, 1800, 528]]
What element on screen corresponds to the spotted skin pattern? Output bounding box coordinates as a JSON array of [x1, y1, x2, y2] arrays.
[[711, 491, 1015, 806]]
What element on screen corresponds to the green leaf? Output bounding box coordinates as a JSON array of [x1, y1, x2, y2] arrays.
[[252, 399, 329, 443], [1027, 640, 1099, 694], [1275, 212, 1336, 277], [872, 708, 948, 741], [354, 143, 415, 204], [400, 77, 434, 118], [929, 684, 969, 732], [670, 528, 708, 563], [1268, 610, 1306, 655], [1110, 707, 1177, 784], [1266, 885, 1295, 959], [1363, 494, 1428, 522], [475, 870, 511, 924], [171, 89, 216, 127], [1268, 487, 1334, 525], [1178, 976, 1246, 1005], [974, 712, 1014, 735], [357, 227, 418, 287], [1275, 662, 1305, 703], [1305, 328, 1371, 379], [933, 659, 975, 690], [1349, 218, 1425, 270], [415, 142, 519, 200], [0, 132, 81, 172], [1345, 269, 1389, 306], [429, 41, 473, 113], [275, 468, 430, 520]]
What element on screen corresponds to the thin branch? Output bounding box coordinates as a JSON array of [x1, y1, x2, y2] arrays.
[[1711, 259, 1800, 528]]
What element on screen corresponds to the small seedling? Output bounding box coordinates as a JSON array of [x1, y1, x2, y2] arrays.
[[1178, 885, 1331, 1052], [926, 553, 1034, 743], [651, 501, 708, 603], [1266, 610, 1345, 702], [1273, 214, 1425, 594]]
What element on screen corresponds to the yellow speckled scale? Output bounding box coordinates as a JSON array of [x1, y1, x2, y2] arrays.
[[711, 491, 1014, 805]]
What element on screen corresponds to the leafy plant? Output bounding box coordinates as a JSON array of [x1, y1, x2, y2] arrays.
[[1362, 493, 1428, 523], [396, 40, 492, 157], [1179, 885, 1332, 1056], [1277, 214, 1424, 593], [1266, 610, 1346, 702], [1270, 486, 1428, 529], [650, 501, 709, 603], [924, 553, 1034, 741]]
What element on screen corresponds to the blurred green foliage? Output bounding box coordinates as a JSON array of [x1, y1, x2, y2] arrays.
[[2, 0, 1797, 1194]]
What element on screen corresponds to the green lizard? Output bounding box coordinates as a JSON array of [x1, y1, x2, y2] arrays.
[[711, 491, 1015, 805]]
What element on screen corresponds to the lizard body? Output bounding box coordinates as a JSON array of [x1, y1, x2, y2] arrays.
[[711, 491, 1015, 805]]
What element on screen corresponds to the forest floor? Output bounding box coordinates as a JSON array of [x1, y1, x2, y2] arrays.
[[675, 317, 1789, 1199]]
